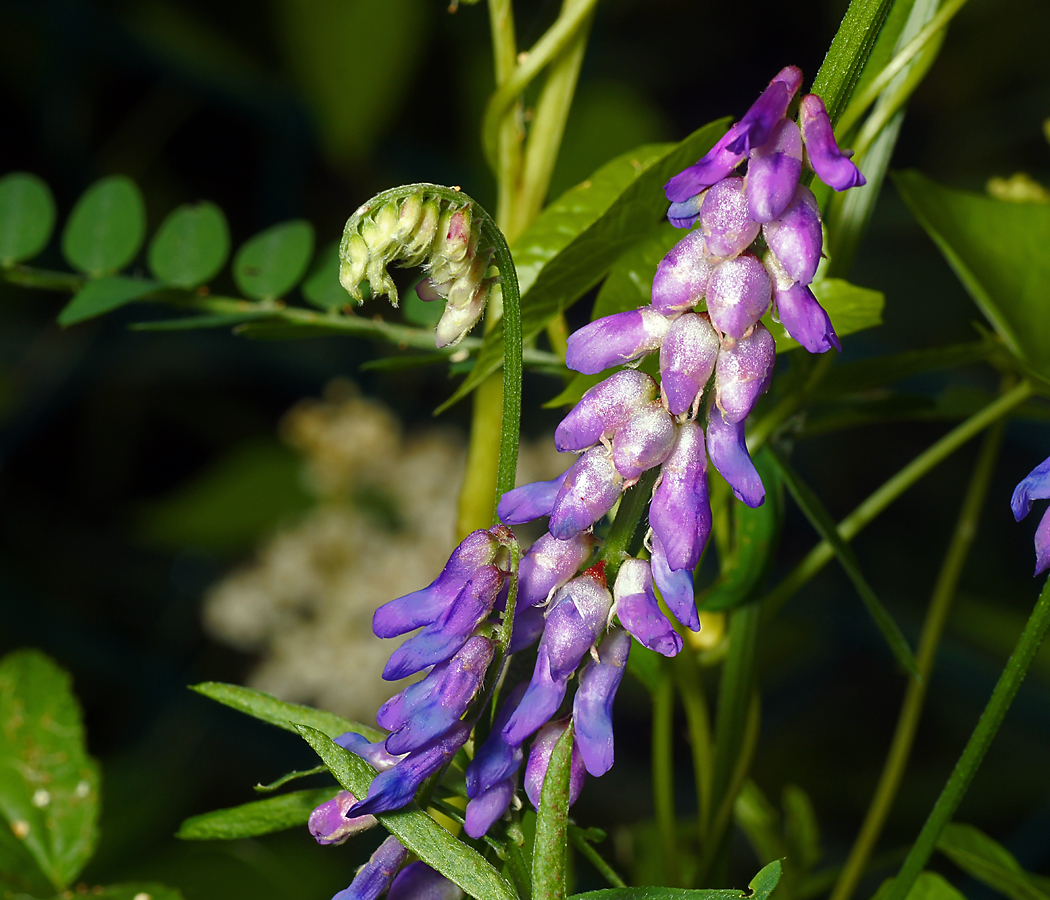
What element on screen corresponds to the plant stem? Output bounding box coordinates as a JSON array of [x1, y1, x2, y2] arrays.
[[652, 663, 680, 887], [488, 0, 522, 229], [763, 380, 1034, 618], [600, 468, 659, 581], [829, 417, 1005, 900], [675, 650, 714, 845], [884, 574, 1050, 900], [748, 352, 838, 453]]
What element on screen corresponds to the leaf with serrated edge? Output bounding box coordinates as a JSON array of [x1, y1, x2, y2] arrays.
[[296, 725, 517, 900], [177, 788, 338, 840]]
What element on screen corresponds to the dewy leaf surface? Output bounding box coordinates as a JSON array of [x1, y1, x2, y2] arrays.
[[177, 788, 339, 840], [296, 725, 518, 900], [894, 170, 1050, 375], [0, 172, 56, 265], [148, 201, 231, 289], [0, 650, 100, 892], [58, 276, 159, 326], [62, 175, 147, 277], [233, 219, 315, 301]]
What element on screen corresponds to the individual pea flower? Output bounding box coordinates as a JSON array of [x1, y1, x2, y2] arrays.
[[799, 94, 867, 191], [524, 719, 587, 810], [376, 636, 494, 754], [554, 370, 659, 453], [611, 402, 677, 485], [347, 722, 471, 817], [564, 307, 672, 375], [332, 835, 407, 900], [651, 230, 717, 315], [700, 176, 761, 259], [612, 560, 682, 658], [516, 531, 597, 609], [335, 732, 406, 771], [1011, 455, 1050, 576], [761, 185, 823, 288], [464, 777, 518, 841], [497, 471, 569, 525], [774, 282, 840, 354], [659, 312, 721, 416], [714, 321, 776, 423], [309, 790, 377, 845], [572, 629, 631, 776], [388, 862, 464, 900], [464, 687, 526, 838], [705, 408, 765, 508], [549, 446, 624, 539], [704, 254, 773, 341], [649, 421, 712, 576], [650, 533, 699, 632], [747, 118, 804, 223]]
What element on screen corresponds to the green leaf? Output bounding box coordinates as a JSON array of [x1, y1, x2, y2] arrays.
[[233, 220, 314, 301], [130, 312, 278, 331], [176, 788, 338, 840], [190, 681, 383, 742], [874, 872, 967, 900], [80, 882, 186, 900], [301, 241, 348, 311], [0, 172, 56, 265], [734, 779, 785, 865], [148, 202, 230, 288], [766, 446, 919, 678], [437, 120, 731, 412], [57, 276, 158, 326], [782, 784, 822, 873], [937, 822, 1050, 900], [569, 859, 783, 900], [295, 725, 518, 900], [533, 725, 574, 900], [62, 175, 147, 277], [0, 650, 100, 892], [894, 170, 1050, 376], [625, 639, 662, 694]]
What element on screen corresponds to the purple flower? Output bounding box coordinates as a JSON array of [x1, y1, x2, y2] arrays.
[[500, 644, 570, 746], [667, 192, 706, 229], [747, 119, 803, 223], [348, 722, 470, 817], [518, 531, 597, 609], [572, 629, 631, 776], [714, 321, 776, 424], [332, 835, 407, 900], [309, 790, 376, 845], [378, 636, 493, 755], [565, 307, 671, 375], [613, 560, 682, 658], [524, 719, 587, 810], [705, 410, 765, 508], [762, 185, 823, 287], [649, 421, 712, 573], [799, 94, 867, 191], [611, 402, 677, 484], [334, 732, 405, 772], [388, 862, 464, 900], [651, 229, 716, 314], [382, 566, 504, 680], [659, 312, 721, 416], [464, 777, 517, 839], [466, 684, 526, 798], [373, 529, 501, 638], [705, 254, 772, 341], [650, 534, 699, 632], [700, 177, 761, 259], [497, 470, 569, 525], [1011, 455, 1050, 576], [509, 603, 547, 652], [555, 370, 658, 452], [549, 446, 624, 539], [775, 282, 840, 353]]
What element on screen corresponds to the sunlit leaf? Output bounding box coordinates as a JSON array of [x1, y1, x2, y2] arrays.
[[0, 172, 56, 265], [148, 202, 230, 288], [62, 175, 147, 277], [233, 220, 314, 301], [177, 788, 338, 840], [0, 650, 100, 892], [57, 276, 158, 326]]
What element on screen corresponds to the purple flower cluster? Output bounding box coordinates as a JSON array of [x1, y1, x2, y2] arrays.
[[330, 835, 463, 900], [1012, 455, 1050, 576]]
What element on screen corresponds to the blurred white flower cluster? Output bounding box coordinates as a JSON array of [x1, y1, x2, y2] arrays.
[[203, 379, 567, 722]]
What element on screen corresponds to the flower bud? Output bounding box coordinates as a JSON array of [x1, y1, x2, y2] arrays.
[[659, 312, 721, 415], [497, 470, 570, 525], [715, 321, 776, 423], [649, 421, 711, 573], [747, 119, 803, 223], [652, 229, 716, 314], [799, 94, 867, 191], [611, 402, 677, 484], [666, 192, 706, 229], [1011, 455, 1050, 576], [705, 410, 765, 508], [650, 533, 699, 632], [700, 177, 760, 259], [573, 629, 631, 776], [388, 862, 465, 900], [401, 199, 442, 266], [394, 194, 423, 243], [332, 835, 407, 900], [549, 447, 623, 540], [565, 307, 671, 375], [705, 254, 772, 340], [524, 720, 586, 810], [762, 185, 822, 287], [339, 232, 370, 302], [775, 282, 839, 354], [435, 280, 490, 348], [308, 790, 376, 845], [555, 370, 658, 452], [613, 560, 682, 658], [464, 778, 517, 840]]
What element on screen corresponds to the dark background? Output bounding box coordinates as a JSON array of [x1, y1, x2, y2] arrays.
[[2, 0, 1050, 896]]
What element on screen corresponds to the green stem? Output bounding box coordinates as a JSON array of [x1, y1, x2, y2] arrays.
[[884, 575, 1050, 900], [600, 469, 659, 581], [763, 380, 1034, 618], [652, 663, 680, 887], [747, 352, 838, 452], [488, 0, 522, 229], [568, 824, 627, 888], [2, 264, 84, 291], [674, 650, 714, 845], [829, 418, 1005, 900]]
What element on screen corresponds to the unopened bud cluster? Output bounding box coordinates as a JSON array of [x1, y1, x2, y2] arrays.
[[339, 189, 498, 348]]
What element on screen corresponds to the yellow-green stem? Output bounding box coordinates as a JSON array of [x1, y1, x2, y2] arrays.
[[653, 664, 681, 886]]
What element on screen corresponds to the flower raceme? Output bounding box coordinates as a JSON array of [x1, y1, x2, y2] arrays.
[[1012, 455, 1050, 576]]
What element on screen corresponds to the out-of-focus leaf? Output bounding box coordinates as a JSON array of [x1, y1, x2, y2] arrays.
[[233, 220, 314, 301], [625, 639, 661, 694], [130, 312, 278, 331], [937, 823, 1050, 900], [402, 280, 444, 327], [273, 0, 426, 164], [85, 882, 185, 900], [62, 175, 146, 277], [191, 682, 383, 742], [894, 170, 1050, 375], [734, 780, 785, 865], [296, 726, 518, 900], [783, 784, 822, 873], [0, 650, 99, 892], [177, 789, 338, 841], [874, 872, 967, 900], [57, 276, 158, 326], [816, 341, 994, 398], [851, 0, 918, 100], [0, 172, 56, 265], [533, 726, 574, 900], [569, 859, 782, 900], [767, 446, 918, 677], [135, 440, 312, 553], [301, 241, 348, 311], [148, 202, 230, 288], [438, 119, 731, 412]]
